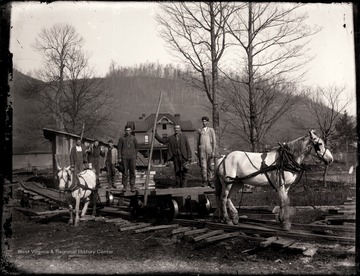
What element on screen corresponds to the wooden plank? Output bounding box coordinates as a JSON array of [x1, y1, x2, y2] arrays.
[[289, 242, 314, 252], [114, 220, 131, 226], [134, 224, 179, 233], [79, 216, 96, 221], [174, 218, 355, 245], [193, 230, 224, 242], [31, 195, 45, 201], [260, 236, 278, 248], [272, 237, 296, 248], [172, 227, 194, 235], [105, 218, 129, 223], [14, 207, 42, 216], [205, 232, 240, 243], [34, 209, 69, 216], [119, 223, 151, 232], [184, 228, 208, 236]]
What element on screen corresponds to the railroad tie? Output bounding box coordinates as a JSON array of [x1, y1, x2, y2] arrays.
[[192, 230, 224, 242], [172, 227, 194, 235], [134, 224, 180, 234], [205, 232, 240, 243], [183, 228, 208, 236], [119, 222, 152, 232]]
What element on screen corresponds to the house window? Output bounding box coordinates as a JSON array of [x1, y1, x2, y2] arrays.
[[162, 124, 167, 130], [144, 134, 149, 144]]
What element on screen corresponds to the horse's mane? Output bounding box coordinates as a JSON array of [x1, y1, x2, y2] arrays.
[[285, 134, 310, 156]]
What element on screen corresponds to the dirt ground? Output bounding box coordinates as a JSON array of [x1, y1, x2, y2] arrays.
[[1, 203, 356, 275]]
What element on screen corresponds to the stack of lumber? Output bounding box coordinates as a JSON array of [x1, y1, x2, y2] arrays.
[[325, 197, 356, 225], [98, 170, 156, 190]]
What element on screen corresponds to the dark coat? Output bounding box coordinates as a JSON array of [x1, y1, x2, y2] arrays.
[[117, 134, 138, 159], [155, 132, 192, 162], [69, 145, 87, 173]]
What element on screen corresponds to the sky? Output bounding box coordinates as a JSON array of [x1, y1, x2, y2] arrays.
[[9, 1, 356, 116]]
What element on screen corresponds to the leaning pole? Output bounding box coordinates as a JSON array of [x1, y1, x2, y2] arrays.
[[144, 91, 163, 206]]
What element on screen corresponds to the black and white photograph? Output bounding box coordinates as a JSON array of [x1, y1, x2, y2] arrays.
[[1, 1, 357, 275]]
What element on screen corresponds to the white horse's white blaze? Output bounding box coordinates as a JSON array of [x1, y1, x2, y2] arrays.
[[57, 167, 97, 226], [214, 130, 333, 230]]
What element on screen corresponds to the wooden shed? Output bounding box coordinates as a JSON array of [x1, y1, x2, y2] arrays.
[[42, 128, 149, 186]]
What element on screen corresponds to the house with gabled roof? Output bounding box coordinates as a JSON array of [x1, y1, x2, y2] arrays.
[[126, 113, 196, 165]]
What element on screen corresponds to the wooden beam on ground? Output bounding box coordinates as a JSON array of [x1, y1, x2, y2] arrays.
[[34, 209, 69, 215], [184, 228, 208, 236], [134, 224, 179, 233], [172, 227, 194, 235], [105, 218, 130, 223], [260, 236, 278, 247], [192, 230, 224, 242], [173, 219, 355, 245], [205, 232, 240, 243], [271, 237, 296, 248], [119, 223, 151, 232]]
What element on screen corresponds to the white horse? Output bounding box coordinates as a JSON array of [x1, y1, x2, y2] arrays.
[[214, 130, 333, 231], [57, 166, 97, 226]]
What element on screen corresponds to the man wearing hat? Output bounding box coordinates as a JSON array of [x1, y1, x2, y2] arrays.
[[105, 139, 118, 189], [117, 125, 138, 192], [197, 116, 216, 187], [88, 139, 105, 183], [155, 124, 192, 188]]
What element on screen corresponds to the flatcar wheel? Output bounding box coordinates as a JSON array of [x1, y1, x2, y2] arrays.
[[161, 199, 179, 222], [106, 191, 114, 206], [199, 196, 211, 216]]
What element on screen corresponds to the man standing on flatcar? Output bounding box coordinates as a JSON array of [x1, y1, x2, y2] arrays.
[[105, 140, 118, 189], [155, 124, 192, 188], [117, 125, 138, 193], [197, 116, 216, 188]]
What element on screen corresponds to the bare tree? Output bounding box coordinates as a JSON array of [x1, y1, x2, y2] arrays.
[[303, 84, 353, 186], [304, 84, 353, 144], [220, 78, 301, 150], [156, 2, 240, 155], [222, 3, 319, 151], [32, 23, 111, 135]]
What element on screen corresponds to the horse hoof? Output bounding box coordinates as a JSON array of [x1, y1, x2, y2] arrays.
[[281, 222, 291, 231], [225, 219, 233, 225], [68, 220, 73, 225], [232, 219, 239, 225]]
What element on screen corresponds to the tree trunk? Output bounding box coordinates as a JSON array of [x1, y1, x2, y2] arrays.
[[247, 2, 258, 152], [210, 2, 220, 156]]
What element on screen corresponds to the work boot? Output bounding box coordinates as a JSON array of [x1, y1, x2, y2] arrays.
[[122, 185, 127, 193], [130, 179, 136, 192], [208, 180, 215, 189]]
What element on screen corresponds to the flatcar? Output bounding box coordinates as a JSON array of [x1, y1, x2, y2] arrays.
[[106, 186, 214, 221]]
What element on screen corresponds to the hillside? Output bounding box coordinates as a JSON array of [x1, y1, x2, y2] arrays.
[[11, 69, 318, 153]]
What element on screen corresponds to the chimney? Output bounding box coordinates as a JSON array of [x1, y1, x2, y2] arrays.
[[142, 114, 146, 119], [174, 114, 180, 119]]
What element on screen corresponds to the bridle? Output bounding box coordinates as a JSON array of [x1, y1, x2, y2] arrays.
[[309, 137, 330, 164], [58, 169, 72, 191]]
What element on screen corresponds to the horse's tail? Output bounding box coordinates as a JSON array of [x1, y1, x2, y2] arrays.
[[213, 155, 226, 201]]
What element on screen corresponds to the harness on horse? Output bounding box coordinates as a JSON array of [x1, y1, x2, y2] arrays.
[[60, 169, 96, 195], [219, 143, 307, 191]]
